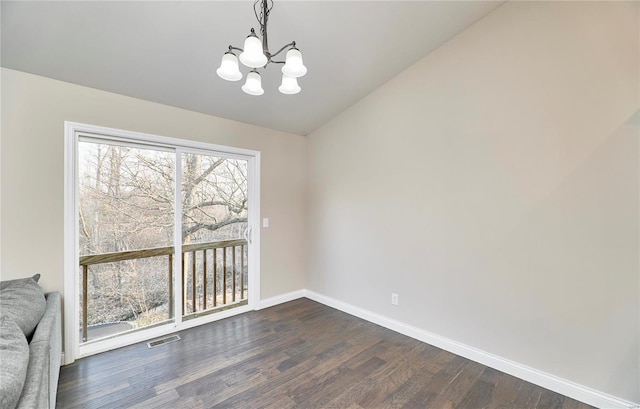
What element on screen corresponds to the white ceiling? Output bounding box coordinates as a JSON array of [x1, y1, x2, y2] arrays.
[[1, 1, 503, 136]]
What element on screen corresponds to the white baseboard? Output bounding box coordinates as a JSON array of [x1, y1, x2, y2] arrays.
[[258, 289, 306, 310], [300, 290, 637, 409]]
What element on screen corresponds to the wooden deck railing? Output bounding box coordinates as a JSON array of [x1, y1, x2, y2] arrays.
[[79, 239, 248, 342]]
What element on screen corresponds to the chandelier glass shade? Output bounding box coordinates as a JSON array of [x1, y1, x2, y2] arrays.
[[241, 70, 265, 96], [239, 32, 268, 68], [217, 0, 307, 95], [216, 52, 242, 81], [282, 48, 307, 78], [278, 75, 300, 94]]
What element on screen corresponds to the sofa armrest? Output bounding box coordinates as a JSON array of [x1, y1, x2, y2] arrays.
[[16, 292, 62, 409]]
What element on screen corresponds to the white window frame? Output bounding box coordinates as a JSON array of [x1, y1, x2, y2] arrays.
[[63, 121, 261, 364]]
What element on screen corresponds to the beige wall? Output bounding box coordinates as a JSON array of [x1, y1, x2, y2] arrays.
[[307, 1, 639, 403], [0, 68, 307, 301]]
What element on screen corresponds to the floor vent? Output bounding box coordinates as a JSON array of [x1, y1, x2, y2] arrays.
[[147, 335, 180, 348]]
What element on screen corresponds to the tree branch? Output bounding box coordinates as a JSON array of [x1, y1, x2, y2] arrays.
[[182, 217, 247, 239], [192, 158, 225, 187]]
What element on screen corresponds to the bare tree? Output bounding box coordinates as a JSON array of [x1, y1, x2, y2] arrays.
[[79, 143, 248, 329]]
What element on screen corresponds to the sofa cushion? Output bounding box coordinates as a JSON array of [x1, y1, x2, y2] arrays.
[[0, 317, 29, 409], [0, 273, 41, 290], [0, 274, 46, 339]]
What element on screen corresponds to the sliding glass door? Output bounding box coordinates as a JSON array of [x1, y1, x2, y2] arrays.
[[180, 152, 249, 321], [78, 141, 176, 344], [67, 124, 259, 361]]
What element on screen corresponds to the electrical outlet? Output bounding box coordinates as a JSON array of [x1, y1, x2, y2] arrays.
[[391, 293, 399, 306]]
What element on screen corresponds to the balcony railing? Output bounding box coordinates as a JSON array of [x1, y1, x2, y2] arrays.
[[79, 239, 248, 343]]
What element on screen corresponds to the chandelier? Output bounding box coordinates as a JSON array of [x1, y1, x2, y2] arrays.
[[216, 0, 307, 96]]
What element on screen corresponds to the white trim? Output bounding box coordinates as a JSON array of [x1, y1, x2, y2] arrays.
[[63, 123, 79, 365], [64, 121, 261, 363], [79, 305, 253, 358], [80, 325, 175, 358], [248, 152, 261, 310], [258, 289, 306, 310], [67, 122, 258, 158], [302, 290, 638, 409]]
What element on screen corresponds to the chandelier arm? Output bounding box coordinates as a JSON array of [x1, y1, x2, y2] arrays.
[[270, 41, 296, 59], [228, 46, 244, 53], [269, 60, 285, 64]]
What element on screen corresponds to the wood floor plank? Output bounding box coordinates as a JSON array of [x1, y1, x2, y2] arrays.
[[56, 298, 597, 409], [375, 363, 436, 408], [537, 389, 566, 409], [355, 344, 430, 407], [128, 390, 181, 409], [400, 386, 439, 409], [216, 335, 383, 408], [423, 355, 470, 394], [513, 381, 544, 408], [458, 379, 495, 409], [480, 367, 525, 408]]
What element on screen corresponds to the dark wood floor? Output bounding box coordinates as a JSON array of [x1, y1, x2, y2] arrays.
[[57, 298, 595, 409]]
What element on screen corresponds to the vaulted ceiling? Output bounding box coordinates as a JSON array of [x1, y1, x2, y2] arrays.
[[1, 1, 503, 135]]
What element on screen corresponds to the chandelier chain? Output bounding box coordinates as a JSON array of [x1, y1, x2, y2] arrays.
[[254, 0, 274, 40]]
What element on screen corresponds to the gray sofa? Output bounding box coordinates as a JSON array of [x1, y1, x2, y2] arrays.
[[0, 275, 62, 409]]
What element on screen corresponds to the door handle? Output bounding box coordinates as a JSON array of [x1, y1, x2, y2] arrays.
[[244, 226, 252, 244]]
